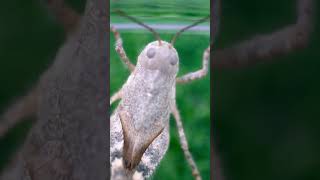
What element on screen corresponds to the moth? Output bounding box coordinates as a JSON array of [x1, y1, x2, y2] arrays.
[[110, 10, 210, 180]]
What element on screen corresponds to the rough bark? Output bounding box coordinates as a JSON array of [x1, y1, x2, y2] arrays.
[[0, 0, 108, 179]]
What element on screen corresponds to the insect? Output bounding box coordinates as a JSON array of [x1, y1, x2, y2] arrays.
[[110, 10, 210, 180]]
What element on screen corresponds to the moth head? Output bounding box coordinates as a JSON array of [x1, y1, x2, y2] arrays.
[[138, 41, 179, 75]]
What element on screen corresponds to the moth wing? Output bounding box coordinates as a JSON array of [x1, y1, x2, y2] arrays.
[[119, 110, 164, 170]]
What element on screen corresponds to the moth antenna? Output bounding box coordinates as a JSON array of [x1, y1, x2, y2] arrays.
[[113, 10, 162, 45], [171, 15, 210, 45]]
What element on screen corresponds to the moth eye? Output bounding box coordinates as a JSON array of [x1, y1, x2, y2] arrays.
[[146, 48, 156, 58]]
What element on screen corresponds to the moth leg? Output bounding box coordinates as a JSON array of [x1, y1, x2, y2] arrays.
[[110, 89, 122, 105], [111, 26, 135, 72], [172, 104, 202, 180], [176, 46, 210, 84]]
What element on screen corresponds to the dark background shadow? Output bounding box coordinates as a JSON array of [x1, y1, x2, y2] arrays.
[[214, 0, 320, 180]]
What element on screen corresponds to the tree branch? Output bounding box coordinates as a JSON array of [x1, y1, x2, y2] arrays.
[[0, 87, 38, 138], [0, 1, 84, 137], [213, 0, 314, 68], [0, 0, 108, 179], [45, 0, 81, 34]]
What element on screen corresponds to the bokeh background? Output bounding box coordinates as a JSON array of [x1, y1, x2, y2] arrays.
[[214, 0, 320, 180], [110, 0, 210, 179]]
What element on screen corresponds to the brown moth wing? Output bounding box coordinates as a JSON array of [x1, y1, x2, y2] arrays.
[[118, 109, 164, 170]]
